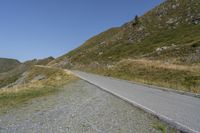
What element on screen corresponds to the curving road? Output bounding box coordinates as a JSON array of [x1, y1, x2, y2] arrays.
[[72, 71, 200, 133]]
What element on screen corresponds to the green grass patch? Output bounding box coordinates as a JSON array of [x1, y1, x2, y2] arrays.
[[152, 122, 167, 133], [152, 121, 179, 133]]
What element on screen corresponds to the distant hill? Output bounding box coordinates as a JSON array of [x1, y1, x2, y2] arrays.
[[0, 58, 21, 73], [0, 57, 54, 88], [51, 0, 200, 93], [36, 56, 54, 65]]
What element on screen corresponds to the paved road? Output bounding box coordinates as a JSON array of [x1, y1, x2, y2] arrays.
[[72, 71, 200, 133]]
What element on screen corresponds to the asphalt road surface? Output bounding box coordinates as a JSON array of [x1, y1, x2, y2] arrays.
[[72, 71, 200, 133]]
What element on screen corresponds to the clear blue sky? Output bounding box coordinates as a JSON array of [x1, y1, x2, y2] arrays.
[[0, 0, 164, 62]]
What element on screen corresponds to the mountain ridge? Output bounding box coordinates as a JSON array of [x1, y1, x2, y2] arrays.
[[51, 0, 200, 68], [0, 58, 21, 73], [50, 0, 200, 93]]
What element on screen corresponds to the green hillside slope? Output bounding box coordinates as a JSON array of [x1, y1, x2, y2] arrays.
[[51, 0, 200, 93]]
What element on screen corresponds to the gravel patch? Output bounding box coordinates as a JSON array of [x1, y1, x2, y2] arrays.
[[0, 80, 177, 133]]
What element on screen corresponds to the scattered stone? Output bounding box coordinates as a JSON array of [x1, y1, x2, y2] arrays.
[[185, 53, 200, 64], [107, 65, 114, 69], [156, 46, 169, 52], [171, 44, 176, 47], [32, 75, 46, 82], [166, 18, 178, 24], [162, 46, 168, 50], [89, 61, 99, 68], [100, 41, 106, 45], [98, 52, 103, 56], [172, 4, 177, 9], [156, 48, 162, 52], [137, 26, 145, 31], [4, 72, 28, 89], [192, 17, 200, 25]]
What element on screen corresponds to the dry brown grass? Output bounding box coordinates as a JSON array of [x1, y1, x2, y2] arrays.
[[119, 59, 200, 73], [83, 58, 200, 93]]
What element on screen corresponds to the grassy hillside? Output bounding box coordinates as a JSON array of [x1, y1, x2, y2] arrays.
[[0, 57, 55, 88], [0, 60, 35, 88], [0, 58, 21, 73], [85, 59, 200, 93], [0, 66, 76, 113], [51, 0, 200, 93], [36, 56, 54, 65]]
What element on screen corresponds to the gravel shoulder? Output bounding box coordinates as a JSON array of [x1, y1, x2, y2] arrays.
[[0, 80, 178, 133]]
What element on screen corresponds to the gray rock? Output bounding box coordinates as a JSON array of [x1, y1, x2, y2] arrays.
[[32, 75, 46, 81], [172, 4, 177, 9], [166, 18, 178, 24], [192, 17, 200, 25]]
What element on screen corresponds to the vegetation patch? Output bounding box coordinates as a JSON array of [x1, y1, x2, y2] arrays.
[[49, 0, 200, 94], [83, 59, 200, 93], [152, 122, 167, 133], [0, 66, 76, 113]]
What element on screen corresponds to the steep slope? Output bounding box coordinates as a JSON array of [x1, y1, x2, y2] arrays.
[[52, 0, 200, 93], [53, 0, 200, 67], [0, 58, 21, 73]]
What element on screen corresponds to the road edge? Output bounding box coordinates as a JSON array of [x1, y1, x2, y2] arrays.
[[106, 76, 200, 99], [72, 71, 199, 133]]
